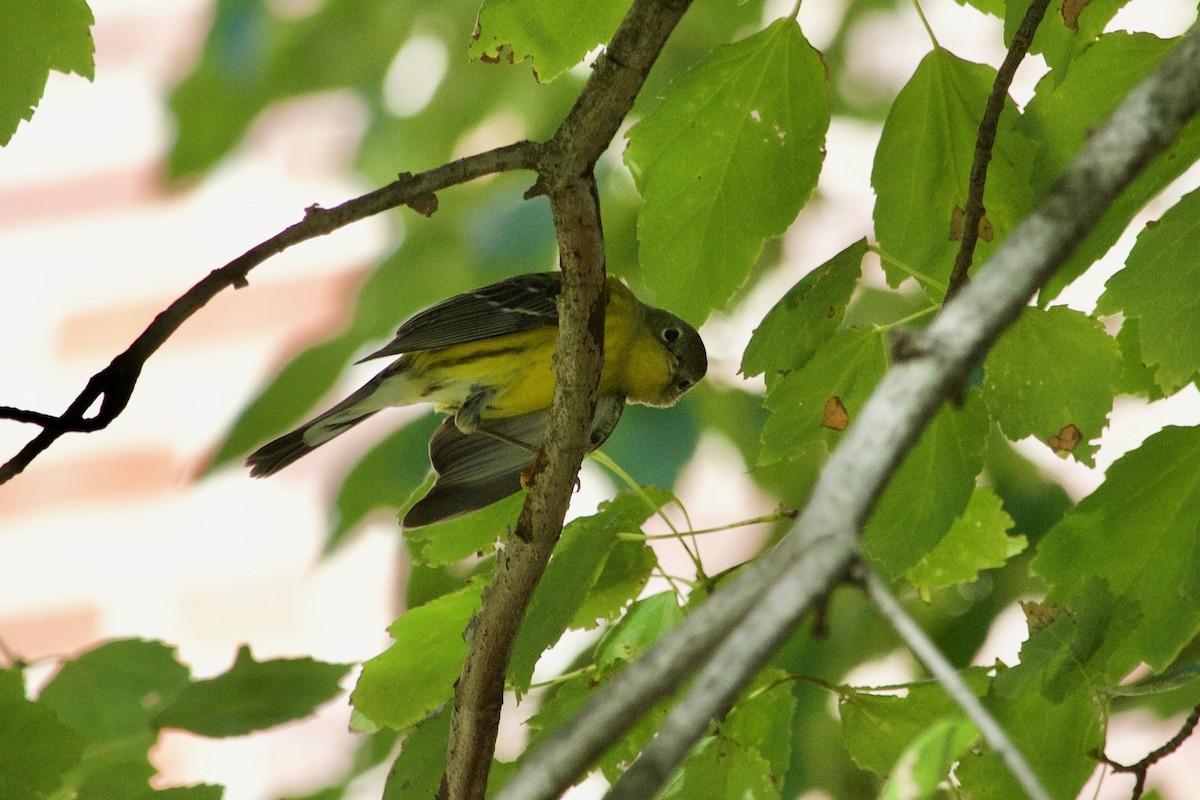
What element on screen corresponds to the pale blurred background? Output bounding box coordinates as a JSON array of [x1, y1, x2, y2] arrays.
[[1, 0, 1198, 798]]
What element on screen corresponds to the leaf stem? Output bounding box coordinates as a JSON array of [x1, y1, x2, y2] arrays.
[[872, 304, 939, 333], [911, 0, 940, 49], [589, 450, 707, 577], [529, 664, 598, 690], [869, 245, 948, 293], [617, 509, 791, 540]]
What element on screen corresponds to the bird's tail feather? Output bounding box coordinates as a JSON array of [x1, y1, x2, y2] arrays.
[[245, 382, 383, 477]]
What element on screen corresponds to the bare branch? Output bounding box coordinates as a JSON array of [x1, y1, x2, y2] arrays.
[[1093, 703, 1200, 800], [945, 0, 1052, 301], [495, 20, 1200, 800], [0, 142, 540, 485]]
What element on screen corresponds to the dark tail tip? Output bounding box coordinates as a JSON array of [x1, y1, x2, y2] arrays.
[[245, 430, 314, 477]]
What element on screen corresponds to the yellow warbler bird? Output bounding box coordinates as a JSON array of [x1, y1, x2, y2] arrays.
[[246, 272, 707, 527]]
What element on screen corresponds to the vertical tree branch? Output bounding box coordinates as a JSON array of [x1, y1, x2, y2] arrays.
[[439, 176, 608, 800], [438, 2, 695, 798], [945, 0, 1052, 301]]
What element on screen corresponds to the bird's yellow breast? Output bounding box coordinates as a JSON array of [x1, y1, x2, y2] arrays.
[[401, 279, 675, 418]]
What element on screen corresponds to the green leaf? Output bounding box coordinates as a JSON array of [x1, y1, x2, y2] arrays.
[[0, 0, 94, 146], [906, 486, 1025, 600], [402, 493, 524, 566], [469, 0, 627, 83], [839, 670, 989, 777], [155, 646, 352, 737], [75, 754, 157, 800], [595, 592, 683, 669], [570, 535, 658, 631], [759, 327, 889, 466], [38, 639, 191, 743], [626, 18, 830, 322], [35, 641, 191, 800], [879, 717, 979, 800], [720, 668, 796, 780], [675, 737, 781, 800], [509, 489, 668, 695], [1098, 187, 1200, 393], [996, 579, 1140, 701], [1005, 0, 1125, 79], [955, 679, 1102, 800], [862, 391, 990, 579], [329, 413, 442, 552], [982, 426, 1073, 545], [382, 710, 449, 800], [741, 238, 867, 384], [872, 48, 1036, 296], [1023, 32, 1200, 302], [1032, 425, 1200, 673], [353, 581, 485, 730], [1112, 317, 1165, 401], [0, 666, 85, 800], [982, 305, 1119, 466], [954, 0, 1004, 18]]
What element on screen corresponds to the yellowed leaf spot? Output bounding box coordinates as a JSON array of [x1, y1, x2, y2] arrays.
[[949, 206, 992, 242], [977, 213, 993, 242], [822, 396, 849, 431], [1061, 0, 1089, 31], [1047, 423, 1083, 454], [1020, 600, 1066, 633], [949, 205, 965, 242]]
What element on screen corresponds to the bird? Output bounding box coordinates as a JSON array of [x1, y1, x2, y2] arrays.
[[245, 271, 707, 527]]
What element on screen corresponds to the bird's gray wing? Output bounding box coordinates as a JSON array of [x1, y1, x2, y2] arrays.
[[359, 272, 562, 362], [402, 394, 626, 528]]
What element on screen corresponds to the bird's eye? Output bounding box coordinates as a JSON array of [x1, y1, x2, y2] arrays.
[[676, 379, 693, 392], [661, 326, 681, 344]]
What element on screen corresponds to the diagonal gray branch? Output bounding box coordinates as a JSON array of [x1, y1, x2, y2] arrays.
[[496, 20, 1200, 800]]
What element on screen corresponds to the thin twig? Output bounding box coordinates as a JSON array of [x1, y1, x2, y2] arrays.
[[945, 0, 1052, 301], [494, 21, 1200, 800], [0, 142, 540, 485], [1093, 703, 1200, 800], [859, 566, 1051, 800]]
